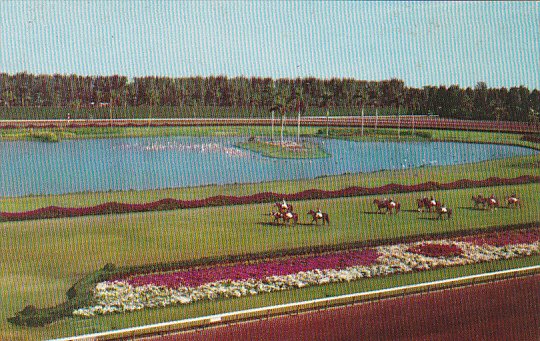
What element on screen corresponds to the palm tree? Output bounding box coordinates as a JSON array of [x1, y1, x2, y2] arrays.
[[320, 91, 334, 137], [146, 85, 160, 128], [109, 89, 119, 126], [293, 91, 306, 144], [353, 87, 368, 136], [270, 95, 289, 146]]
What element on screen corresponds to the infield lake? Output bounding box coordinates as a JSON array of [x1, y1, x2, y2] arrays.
[[0, 137, 537, 197]]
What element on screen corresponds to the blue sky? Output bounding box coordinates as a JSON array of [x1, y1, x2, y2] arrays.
[[1, 1, 538, 88]]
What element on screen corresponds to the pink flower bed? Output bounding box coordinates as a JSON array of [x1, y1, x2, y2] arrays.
[[407, 243, 463, 257], [458, 228, 540, 247], [126, 249, 380, 288]]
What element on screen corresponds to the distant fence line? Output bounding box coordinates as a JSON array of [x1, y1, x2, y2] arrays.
[[2, 175, 538, 222], [0, 116, 538, 133], [50, 265, 540, 341]]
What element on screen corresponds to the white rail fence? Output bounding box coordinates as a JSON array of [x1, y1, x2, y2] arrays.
[[50, 265, 540, 341]]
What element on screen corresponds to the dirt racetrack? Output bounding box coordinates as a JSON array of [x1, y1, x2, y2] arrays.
[[1, 116, 538, 133], [146, 274, 539, 341]]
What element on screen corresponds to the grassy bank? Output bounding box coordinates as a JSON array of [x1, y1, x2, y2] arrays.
[[0, 125, 319, 141], [321, 127, 540, 150], [238, 140, 329, 159], [1, 182, 539, 338]]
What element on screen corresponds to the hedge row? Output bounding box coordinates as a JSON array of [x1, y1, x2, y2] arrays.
[[1, 176, 538, 222], [522, 134, 540, 144]]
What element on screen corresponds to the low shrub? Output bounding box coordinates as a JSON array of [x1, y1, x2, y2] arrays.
[[28, 130, 60, 142]]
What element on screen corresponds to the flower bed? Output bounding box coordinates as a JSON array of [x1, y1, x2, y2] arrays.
[[1, 175, 538, 222], [73, 228, 540, 317], [457, 228, 540, 246], [407, 243, 463, 258], [126, 249, 380, 288]]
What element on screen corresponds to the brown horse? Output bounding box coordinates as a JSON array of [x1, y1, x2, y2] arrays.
[[386, 200, 401, 214], [471, 195, 487, 209], [486, 196, 500, 211], [417, 197, 440, 212], [307, 210, 330, 225], [427, 197, 442, 212], [373, 199, 389, 214], [436, 205, 452, 220], [270, 211, 283, 224], [505, 195, 521, 208], [373, 199, 400, 214], [416, 197, 431, 212], [282, 211, 299, 225]]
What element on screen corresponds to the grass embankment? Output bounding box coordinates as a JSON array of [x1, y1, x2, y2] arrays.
[[1, 183, 539, 339], [1, 125, 538, 152], [238, 140, 329, 159], [321, 127, 540, 150], [320, 127, 434, 141], [0, 125, 319, 141], [1, 153, 537, 212]]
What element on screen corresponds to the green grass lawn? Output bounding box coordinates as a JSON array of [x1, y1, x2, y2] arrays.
[[237, 140, 329, 159], [0, 183, 538, 339], [322, 127, 540, 150]]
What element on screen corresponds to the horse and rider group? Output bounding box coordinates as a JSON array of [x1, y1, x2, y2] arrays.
[[270, 199, 330, 226], [471, 193, 521, 210], [269, 193, 521, 225]]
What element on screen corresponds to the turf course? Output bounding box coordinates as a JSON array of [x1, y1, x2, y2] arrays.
[[0, 182, 538, 339]]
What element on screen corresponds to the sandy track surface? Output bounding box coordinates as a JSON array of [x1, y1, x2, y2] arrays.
[[146, 274, 539, 341], [1, 117, 538, 133]]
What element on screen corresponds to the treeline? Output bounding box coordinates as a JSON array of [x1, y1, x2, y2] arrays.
[[1, 73, 539, 122]]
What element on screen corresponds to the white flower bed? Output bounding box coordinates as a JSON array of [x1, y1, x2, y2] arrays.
[[73, 239, 539, 317]]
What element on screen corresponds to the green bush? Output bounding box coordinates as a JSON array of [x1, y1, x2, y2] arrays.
[[28, 130, 60, 142]]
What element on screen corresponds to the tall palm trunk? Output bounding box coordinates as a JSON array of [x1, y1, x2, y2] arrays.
[[271, 110, 275, 142], [280, 113, 285, 145]]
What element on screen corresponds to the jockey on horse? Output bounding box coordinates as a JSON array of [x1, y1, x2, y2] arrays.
[[277, 198, 293, 214], [487, 194, 499, 210], [315, 207, 323, 219], [436, 203, 452, 219], [506, 193, 520, 208]]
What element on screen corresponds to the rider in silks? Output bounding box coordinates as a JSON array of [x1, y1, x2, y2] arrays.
[[316, 207, 323, 219]]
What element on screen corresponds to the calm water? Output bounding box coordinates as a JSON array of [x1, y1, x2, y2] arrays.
[[0, 137, 536, 197]]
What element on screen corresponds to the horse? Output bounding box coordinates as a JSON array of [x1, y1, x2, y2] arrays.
[[307, 210, 330, 225], [282, 211, 299, 225], [373, 199, 389, 214], [427, 197, 442, 212], [471, 195, 487, 209], [270, 211, 283, 224], [275, 202, 293, 214], [505, 195, 521, 208], [386, 200, 401, 214], [416, 197, 431, 212], [436, 205, 452, 220], [486, 196, 500, 211]]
